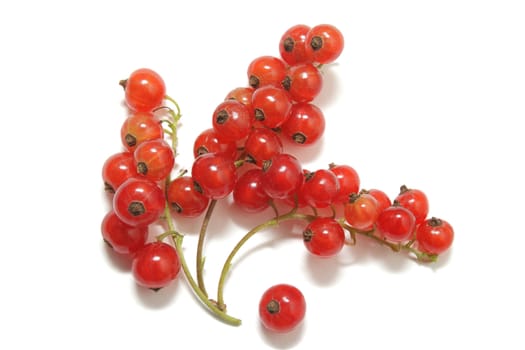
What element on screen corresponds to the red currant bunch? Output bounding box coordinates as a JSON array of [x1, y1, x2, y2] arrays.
[[100, 24, 454, 334]]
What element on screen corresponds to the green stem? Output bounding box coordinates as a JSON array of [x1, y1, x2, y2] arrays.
[[163, 95, 182, 153], [216, 210, 315, 311], [196, 199, 217, 297], [162, 204, 241, 326]]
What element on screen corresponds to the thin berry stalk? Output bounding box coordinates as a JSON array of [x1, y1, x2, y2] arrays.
[[161, 203, 241, 326]]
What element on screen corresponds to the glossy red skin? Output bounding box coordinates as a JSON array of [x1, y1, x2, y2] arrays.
[[328, 164, 360, 204], [191, 153, 236, 200], [102, 151, 138, 193], [300, 169, 340, 208], [120, 112, 163, 152], [305, 24, 345, 64], [261, 153, 304, 199], [367, 188, 392, 214], [124, 68, 166, 112], [395, 186, 429, 225], [233, 168, 270, 213], [284, 63, 323, 103], [113, 177, 165, 227], [133, 139, 175, 182], [280, 102, 325, 145], [303, 217, 345, 257], [193, 128, 238, 160], [259, 284, 306, 333], [279, 24, 313, 65], [212, 100, 253, 142], [344, 193, 380, 231], [101, 211, 148, 255], [244, 128, 283, 166], [252, 85, 293, 129], [247, 55, 287, 89], [132, 242, 181, 289], [225, 86, 255, 110], [415, 218, 454, 255], [376, 205, 416, 242], [166, 176, 210, 218]]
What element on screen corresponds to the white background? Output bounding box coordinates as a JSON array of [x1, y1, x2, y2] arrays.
[[1, 0, 524, 349]]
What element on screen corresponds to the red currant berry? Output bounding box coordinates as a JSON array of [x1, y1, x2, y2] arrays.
[[247, 55, 287, 89], [120, 112, 163, 152], [375, 204, 416, 242], [192, 153, 236, 199], [259, 284, 306, 333], [367, 188, 392, 214], [193, 128, 238, 160], [101, 210, 148, 256], [113, 177, 165, 227], [132, 241, 181, 290], [279, 24, 312, 65], [134, 139, 175, 181], [120, 68, 166, 112], [252, 85, 293, 129], [212, 100, 253, 142], [305, 24, 345, 64], [329, 163, 360, 204], [102, 151, 138, 193], [261, 153, 304, 199], [303, 217, 345, 257], [344, 192, 380, 231], [395, 185, 429, 225], [225, 86, 255, 111], [280, 102, 325, 145], [166, 176, 210, 218], [415, 217, 454, 255], [244, 127, 283, 166], [300, 169, 340, 208], [232, 168, 271, 213], [282, 63, 323, 103]]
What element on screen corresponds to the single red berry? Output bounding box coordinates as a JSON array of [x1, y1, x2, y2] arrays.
[[305, 24, 345, 64], [132, 241, 181, 290], [244, 127, 283, 166], [259, 284, 306, 333], [113, 177, 165, 227], [375, 204, 416, 242], [232, 168, 271, 213], [120, 112, 163, 152], [102, 151, 138, 193], [134, 139, 175, 182], [225, 86, 255, 110], [193, 128, 238, 160], [395, 185, 429, 225], [261, 153, 304, 199], [247, 55, 287, 89], [303, 217, 346, 257], [367, 188, 392, 215], [279, 24, 313, 65], [282, 63, 323, 103], [166, 176, 210, 218], [329, 163, 360, 204], [300, 169, 340, 208], [252, 85, 293, 129], [344, 192, 380, 231], [212, 100, 253, 142], [280, 102, 325, 145], [192, 153, 236, 199], [415, 217, 454, 255], [120, 68, 166, 112], [101, 210, 148, 256]]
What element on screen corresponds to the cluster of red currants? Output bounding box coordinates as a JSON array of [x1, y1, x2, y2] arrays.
[[100, 23, 454, 333]]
